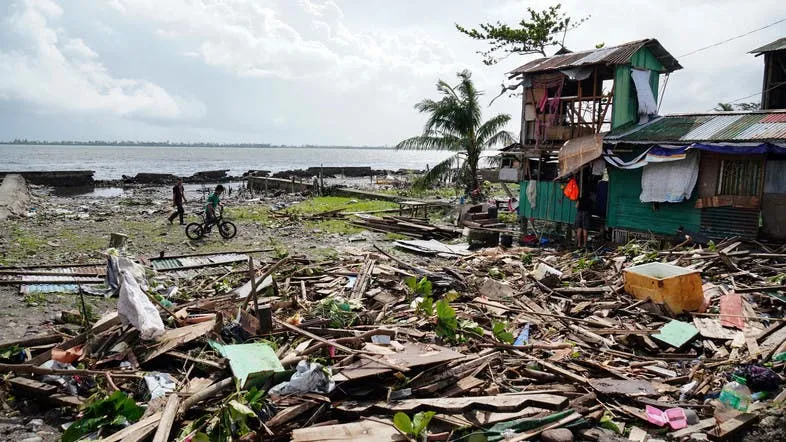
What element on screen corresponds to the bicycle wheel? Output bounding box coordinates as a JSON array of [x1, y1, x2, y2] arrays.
[[218, 221, 237, 239], [185, 223, 204, 240]]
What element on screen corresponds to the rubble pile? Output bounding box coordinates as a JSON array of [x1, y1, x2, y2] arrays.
[[0, 237, 785, 441]]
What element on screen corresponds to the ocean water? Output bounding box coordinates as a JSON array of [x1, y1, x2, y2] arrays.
[[0, 144, 480, 181]]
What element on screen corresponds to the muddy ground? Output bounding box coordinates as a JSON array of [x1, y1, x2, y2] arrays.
[[0, 182, 456, 342]]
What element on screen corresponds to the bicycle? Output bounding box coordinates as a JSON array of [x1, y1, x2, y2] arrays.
[[185, 207, 237, 240]]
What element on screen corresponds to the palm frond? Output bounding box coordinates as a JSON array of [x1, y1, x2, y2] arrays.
[[484, 130, 515, 149], [476, 114, 512, 145], [396, 135, 463, 151], [413, 154, 460, 190]]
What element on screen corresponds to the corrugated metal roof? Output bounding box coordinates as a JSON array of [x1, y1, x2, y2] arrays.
[[509, 39, 682, 76], [20, 284, 80, 294], [605, 111, 786, 143], [151, 253, 247, 271], [750, 37, 786, 54]]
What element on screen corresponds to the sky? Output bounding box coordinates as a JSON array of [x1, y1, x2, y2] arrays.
[[0, 0, 784, 146]]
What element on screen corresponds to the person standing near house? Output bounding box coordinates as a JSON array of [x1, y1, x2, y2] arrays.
[[575, 192, 592, 249], [168, 178, 187, 225]]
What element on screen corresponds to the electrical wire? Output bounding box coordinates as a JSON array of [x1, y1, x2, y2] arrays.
[[707, 80, 786, 111], [677, 17, 786, 58]]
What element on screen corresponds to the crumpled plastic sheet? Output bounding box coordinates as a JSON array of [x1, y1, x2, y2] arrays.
[[117, 270, 164, 340], [270, 360, 335, 397], [144, 372, 177, 399]]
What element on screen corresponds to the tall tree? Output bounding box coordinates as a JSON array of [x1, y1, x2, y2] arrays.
[[456, 4, 588, 65], [714, 102, 734, 111], [397, 70, 514, 193]]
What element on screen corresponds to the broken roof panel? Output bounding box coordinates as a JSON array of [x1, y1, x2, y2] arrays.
[[605, 111, 786, 143], [509, 39, 682, 77]]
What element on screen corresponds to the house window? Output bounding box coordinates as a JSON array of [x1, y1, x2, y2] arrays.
[[717, 158, 764, 196]]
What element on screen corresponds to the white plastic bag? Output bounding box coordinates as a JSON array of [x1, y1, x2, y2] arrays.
[[270, 360, 335, 397], [117, 270, 164, 340]]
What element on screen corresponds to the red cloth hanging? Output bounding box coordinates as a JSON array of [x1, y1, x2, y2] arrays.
[[563, 178, 579, 201]]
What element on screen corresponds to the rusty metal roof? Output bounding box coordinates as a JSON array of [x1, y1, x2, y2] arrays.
[[605, 111, 786, 143], [750, 37, 786, 54], [509, 39, 682, 77]]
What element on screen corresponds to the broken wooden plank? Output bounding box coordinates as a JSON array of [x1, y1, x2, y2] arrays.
[[152, 394, 180, 442], [720, 294, 745, 329], [141, 319, 216, 363], [336, 393, 568, 414], [589, 378, 657, 397], [292, 419, 405, 442], [708, 413, 758, 441]]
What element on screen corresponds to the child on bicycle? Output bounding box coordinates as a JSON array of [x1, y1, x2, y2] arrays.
[[205, 184, 225, 231]]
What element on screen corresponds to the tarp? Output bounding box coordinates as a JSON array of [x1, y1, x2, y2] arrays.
[[558, 132, 606, 178], [604, 142, 786, 170], [640, 151, 699, 203]]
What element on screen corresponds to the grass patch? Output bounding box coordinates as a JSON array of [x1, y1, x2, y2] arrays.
[[225, 206, 272, 223], [23, 293, 47, 305], [290, 197, 397, 215], [3, 225, 49, 262], [384, 232, 409, 241], [306, 219, 363, 235]]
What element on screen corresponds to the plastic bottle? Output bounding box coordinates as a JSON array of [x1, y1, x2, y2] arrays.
[[714, 376, 751, 422]]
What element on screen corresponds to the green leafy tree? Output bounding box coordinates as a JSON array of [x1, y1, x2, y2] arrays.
[[456, 4, 588, 65], [397, 70, 514, 193]]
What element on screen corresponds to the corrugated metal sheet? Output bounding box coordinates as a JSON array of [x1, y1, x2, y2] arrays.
[[606, 111, 786, 143], [681, 115, 743, 141], [750, 37, 786, 54], [151, 253, 247, 271], [700, 207, 759, 240], [761, 113, 786, 123], [509, 39, 681, 76], [518, 181, 576, 224], [20, 284, 80, 294], [734, 123, 786, 140], [606, 166, 701, 235]]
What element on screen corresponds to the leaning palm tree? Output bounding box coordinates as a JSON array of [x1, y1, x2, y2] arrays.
[[397, 70, 514, 194]]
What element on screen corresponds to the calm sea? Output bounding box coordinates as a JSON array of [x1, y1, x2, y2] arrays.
[[0, 144, 479, 181]]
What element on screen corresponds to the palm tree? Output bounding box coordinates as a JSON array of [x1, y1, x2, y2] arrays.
[[397, 70, 514, 194], [714, 102, 734, 112]]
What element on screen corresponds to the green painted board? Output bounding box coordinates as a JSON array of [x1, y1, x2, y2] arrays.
[[518, 181, 576, 224], [210, 341, 285, 388], [653, 320, 699, 348], [612, 47, 664, 130], [606, 166, 701, 235]]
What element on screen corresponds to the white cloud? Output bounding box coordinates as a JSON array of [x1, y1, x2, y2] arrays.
[[109, 0, 463, 84], [0, 0, 205, 121]]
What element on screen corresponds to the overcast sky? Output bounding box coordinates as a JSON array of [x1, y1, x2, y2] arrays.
[[0, 0, 783, 145]]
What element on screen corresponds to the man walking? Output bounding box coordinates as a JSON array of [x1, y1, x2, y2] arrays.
[[168, 178, 187, 225]]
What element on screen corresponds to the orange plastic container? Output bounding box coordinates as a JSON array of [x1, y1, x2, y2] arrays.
[[623, 262, 703, 314]]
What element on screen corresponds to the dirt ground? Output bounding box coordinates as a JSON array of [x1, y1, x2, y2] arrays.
[[0, 182, 442, 440], [0, 182, 416, 340]]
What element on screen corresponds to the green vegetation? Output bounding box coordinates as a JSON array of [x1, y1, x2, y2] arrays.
[[397, 71, 514, 193], [291, 197, 398, 237], [384, 232, 409, 241], [225, 206, 273, 223], [23, 293, 47, 305], [62, 391, 144, 442], [305, 219, 363, 235], [456, 4, 588, 64], [393, 411, 435, 440], [290, 196, 397, 215], [492, 321, 515, 344]]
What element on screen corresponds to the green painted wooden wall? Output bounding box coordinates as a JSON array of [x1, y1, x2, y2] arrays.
[[606, 166, 701, 235], [611, 48, 665, 129], [519, 181, 576, 224]]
